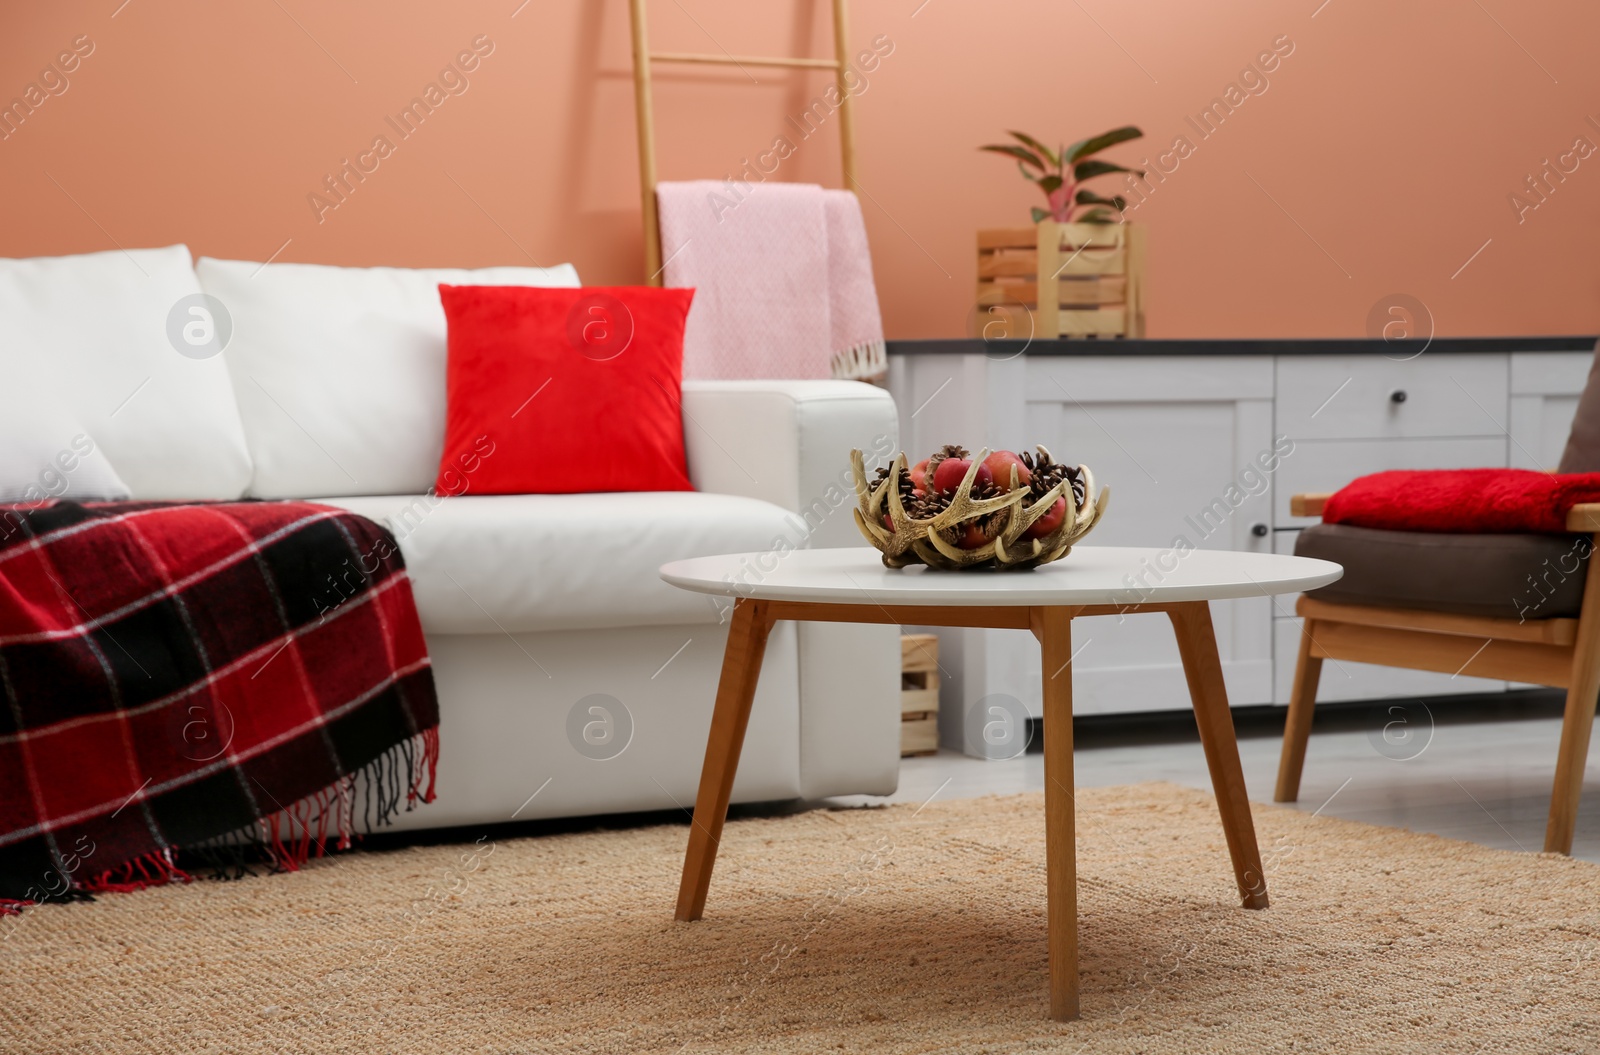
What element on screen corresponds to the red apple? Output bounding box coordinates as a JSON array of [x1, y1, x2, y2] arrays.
[[983, 450, 1032, 490], [957, 521, 992, 549], [909, 458, 930, 492], [1023, 497, 1067, 539], [931, 457, 992, 496]]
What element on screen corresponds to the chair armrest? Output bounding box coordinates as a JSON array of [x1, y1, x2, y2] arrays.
[[1290, 493, 1333, 518], [1567, 504, 1600, 531], [680, 380, 899, 548]]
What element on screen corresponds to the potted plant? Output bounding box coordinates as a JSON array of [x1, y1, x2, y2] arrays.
[[974, 127, 1147, 339], [979, 127, 1144, 224]]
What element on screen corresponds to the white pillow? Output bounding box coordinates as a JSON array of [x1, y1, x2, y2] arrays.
[[0, 245, 253, 500], [0, 364, 131, 503], [197, 258, 581, 499]]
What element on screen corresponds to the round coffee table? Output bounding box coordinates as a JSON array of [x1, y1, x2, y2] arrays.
[[659, 545, 1342, 1022]]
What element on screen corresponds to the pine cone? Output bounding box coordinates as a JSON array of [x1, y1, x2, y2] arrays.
[[1024, 451, 1087, 510], [904, 490, 950, 521], [871, 462, 919, 500]]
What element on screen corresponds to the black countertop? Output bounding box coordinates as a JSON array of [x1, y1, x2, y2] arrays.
[[888, 337, 1597, 357]]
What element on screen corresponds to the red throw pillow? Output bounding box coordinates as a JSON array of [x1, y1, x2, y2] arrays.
[[435, 285, 696, 495], [1322, 468, 1600, 534]]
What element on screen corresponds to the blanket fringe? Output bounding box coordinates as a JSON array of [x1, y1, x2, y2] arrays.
[[830, 338, 887, 383], [416, 726, 440, 805], [256, 727, 437, 874], [25, 728, 440, 908], [82, 847, 192, 896]]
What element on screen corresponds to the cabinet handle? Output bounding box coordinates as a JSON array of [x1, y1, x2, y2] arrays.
[[1389, 389, 1408, 404], [1250, 522, 1269, 537]]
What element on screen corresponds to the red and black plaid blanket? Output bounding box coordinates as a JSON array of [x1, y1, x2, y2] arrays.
[[0, 500, 439, 910]]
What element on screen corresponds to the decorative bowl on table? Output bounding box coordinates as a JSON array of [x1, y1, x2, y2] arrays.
[[850, 444, 1109, 570]]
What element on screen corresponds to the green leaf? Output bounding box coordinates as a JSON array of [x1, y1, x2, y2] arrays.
[[1064, 125, 1144, 163], [1030, 206, 1051, 224], [980, 144, 1048, 171], [1037, 174, 1064, 194], [1073, 159, 1138, 181], [1074, 207, 1117, 224], [1075, 189, 1127, 209], [1007, 130, 1059, 169]]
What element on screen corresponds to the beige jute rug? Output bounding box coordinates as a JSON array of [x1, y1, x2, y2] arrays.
[[4, 782, 1599, 1054]]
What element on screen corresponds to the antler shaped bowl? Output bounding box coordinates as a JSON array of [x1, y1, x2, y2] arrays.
[[850, 446, 1109, 570]]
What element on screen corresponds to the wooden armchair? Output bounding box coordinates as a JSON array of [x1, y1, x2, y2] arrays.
[[1275, 493, 1600, 855]]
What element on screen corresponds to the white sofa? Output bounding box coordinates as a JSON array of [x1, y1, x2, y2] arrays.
[[0, 245, 903, 829]]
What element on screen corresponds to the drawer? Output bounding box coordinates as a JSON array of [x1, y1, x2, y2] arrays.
[[1275, 436, 1507, 526], [1276, 354, 1508, 440], [1273, 617, 1504, 704]]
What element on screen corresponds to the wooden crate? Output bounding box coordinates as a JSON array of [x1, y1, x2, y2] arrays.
[[901, 633, 940, 757], [975, 222, 1145, 339], [900, 713, 939, 756]]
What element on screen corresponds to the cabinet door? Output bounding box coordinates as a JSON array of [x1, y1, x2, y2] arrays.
[[1010, 356, 1277, 714], [1509, 352, 1591, 470]]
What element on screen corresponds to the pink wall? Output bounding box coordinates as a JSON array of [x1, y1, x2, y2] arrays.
[[2, 1, 1596, 339]]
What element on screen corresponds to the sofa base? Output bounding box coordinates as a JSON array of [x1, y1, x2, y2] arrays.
[[388, 623, 805, 831]]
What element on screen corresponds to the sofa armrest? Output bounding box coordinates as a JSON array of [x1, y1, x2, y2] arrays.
[[1568, 504, 1600, 531], [681, 380, 899, 548], [1291, 492, 1333, 518]]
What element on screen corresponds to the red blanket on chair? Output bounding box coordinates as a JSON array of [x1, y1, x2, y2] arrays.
[[1323, 469, 1600, 533], [0, 500, 439, 911]]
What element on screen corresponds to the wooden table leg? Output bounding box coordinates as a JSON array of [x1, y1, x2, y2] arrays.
[[675, 598, 773, 921], [1032, 605, 1080, 1022], [1167, 601, 1270, 910], [1273, 621, 1323, 804]]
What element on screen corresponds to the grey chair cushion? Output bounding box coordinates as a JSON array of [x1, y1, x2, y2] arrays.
[[1294, 523, 1590, 620], [1559, 337, 1600, 472]]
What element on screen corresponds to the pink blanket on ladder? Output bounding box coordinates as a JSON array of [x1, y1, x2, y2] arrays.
[[825, 190, 887, 380], [656, 180, 885, 380]]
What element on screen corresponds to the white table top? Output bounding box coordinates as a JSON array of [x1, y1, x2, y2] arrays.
[[660, 546, 1342, 607]]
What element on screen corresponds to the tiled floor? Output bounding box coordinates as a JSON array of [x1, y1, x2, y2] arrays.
[[827, 691, 1600, 863]]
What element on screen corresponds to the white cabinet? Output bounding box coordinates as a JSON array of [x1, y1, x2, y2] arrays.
[[1509, 352, 1590, 470], [887, 343, 1593, 752]]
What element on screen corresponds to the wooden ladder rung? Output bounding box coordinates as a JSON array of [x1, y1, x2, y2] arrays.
[[650, 51, 840, 70], [630, 0, 858, 287]]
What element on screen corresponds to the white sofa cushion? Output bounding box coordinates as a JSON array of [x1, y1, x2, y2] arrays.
[[317, 491, 803, 634], [0, 361, 130, 503], [0, 245, 253, 499], [196, 258, 580, 500]]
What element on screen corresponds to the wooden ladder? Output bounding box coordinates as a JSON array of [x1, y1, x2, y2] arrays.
[[627, 0, 859, 286]]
